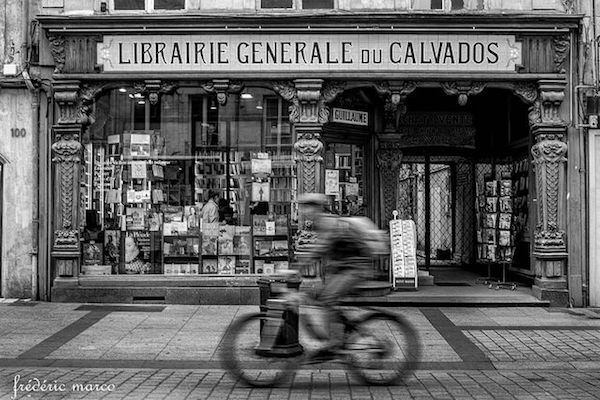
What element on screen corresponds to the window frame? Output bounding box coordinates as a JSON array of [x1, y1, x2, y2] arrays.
[[109, 0, 187, 13], [257, 0, 337, 11]]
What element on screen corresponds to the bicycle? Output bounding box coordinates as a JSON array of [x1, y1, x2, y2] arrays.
[[220, 271, 421, 388]]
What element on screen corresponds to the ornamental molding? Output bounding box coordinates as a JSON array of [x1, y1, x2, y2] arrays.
[[552, 35, 570, 74], [201, 79, 242, 106], [272, 81, 300, 123], [54, 230, 79, 249], [318, 80, 346, 124], [538, 80, 566, 124], [513, 82, 538, 105], [376, 142, 403, 171], [47, 34, 65, 74], [374, 81, 417, 131], [294, 127, 324, 163], [561, 0, 575, 14], [54, 82, 80, 125], [440, 81, 486, 106]]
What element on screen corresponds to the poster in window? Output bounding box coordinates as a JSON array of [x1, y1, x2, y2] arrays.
[[130, 133, 151, 157], [123, 231, 152, 274], [82, 241, 103, 266], [104, 230, 121, 274], [251, 157, 272, 174], [202, 259, 218, 274], [218, 256, 236, 274], [107, 134, 121, 156], [126, 207, 145, 230], [251, 182, 270, 202], [130, 161, 147, 179], [325, 169, 339, 195]]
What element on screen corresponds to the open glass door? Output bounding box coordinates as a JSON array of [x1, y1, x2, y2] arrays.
[[323, 142, 366, 216]]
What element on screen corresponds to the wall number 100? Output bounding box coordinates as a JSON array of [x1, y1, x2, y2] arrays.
[[11, 128, 26, 137]]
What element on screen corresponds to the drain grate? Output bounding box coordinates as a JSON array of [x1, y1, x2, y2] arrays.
[[435, 282, 472, 287]]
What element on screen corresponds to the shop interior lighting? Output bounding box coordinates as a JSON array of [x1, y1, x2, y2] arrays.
[[134, 93, 144, 99], [138, 100, 146, 105], [119, 88, 127, 93], [240, 91, 253, 100], [209, 98, 218, 110], [255, 100, 263, 110]]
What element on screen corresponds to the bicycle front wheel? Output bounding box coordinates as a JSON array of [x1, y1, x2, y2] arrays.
[[346, 312, 421, 385], [220, 312, 302, 387]]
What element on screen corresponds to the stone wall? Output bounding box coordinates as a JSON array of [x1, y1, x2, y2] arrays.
[[0, 88, 35, 298]]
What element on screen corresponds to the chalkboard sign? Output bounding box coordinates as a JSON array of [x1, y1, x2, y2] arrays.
[[389, 211, 418, 289]]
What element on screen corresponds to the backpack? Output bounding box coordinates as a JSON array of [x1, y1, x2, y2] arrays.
[[336, 216, 389, 257]]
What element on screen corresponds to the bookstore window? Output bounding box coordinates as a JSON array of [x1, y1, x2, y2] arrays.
[[81, 85, 296, 277]]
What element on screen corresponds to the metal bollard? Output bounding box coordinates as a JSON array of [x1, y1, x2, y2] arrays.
[[256, 276, 303, 357]]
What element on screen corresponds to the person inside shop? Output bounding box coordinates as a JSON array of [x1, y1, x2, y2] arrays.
[[218, 198, 234, 224], [296, 193, 388, 361], [201, 190, 220, 225]]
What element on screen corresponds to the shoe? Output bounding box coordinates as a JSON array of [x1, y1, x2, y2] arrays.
[[306, 346, 338, 364]]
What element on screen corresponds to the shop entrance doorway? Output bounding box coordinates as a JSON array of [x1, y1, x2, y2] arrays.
[[396, 155, 476, 270]]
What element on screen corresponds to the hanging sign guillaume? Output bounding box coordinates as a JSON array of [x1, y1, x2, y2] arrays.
[[98, 33, 521, 73]]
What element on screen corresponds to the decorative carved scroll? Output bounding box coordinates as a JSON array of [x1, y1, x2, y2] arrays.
[[441, 81, 486, 106], [272, 81, 300, 123], [318, 81, 346, 124], [375, 81, 417, 131], [553, 35, 570, 74], [78, 84, 104, 126], [52, 129, 82, 249], [201, 79, 242, 106], [513, 82, 538, 105], [377, 142, 403, 222], [561, 0, 575, 14], [47, 34, 66, 74]]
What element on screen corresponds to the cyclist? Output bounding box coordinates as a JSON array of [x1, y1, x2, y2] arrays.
[[297, 193, 388, 361]]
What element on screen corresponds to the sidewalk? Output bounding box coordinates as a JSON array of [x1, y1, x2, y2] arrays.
[[0, 300, 599, 399]]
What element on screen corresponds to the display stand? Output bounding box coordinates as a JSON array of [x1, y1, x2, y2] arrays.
[[389, 211, 418, 290], [475, 175, 518, 290]]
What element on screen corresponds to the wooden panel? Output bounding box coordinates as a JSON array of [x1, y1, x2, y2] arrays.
[[589, 130, 600, 307], [64, 36, 99, 73], [519, 36, 555, 74]]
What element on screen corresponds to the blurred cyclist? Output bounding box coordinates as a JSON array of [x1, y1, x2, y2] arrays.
[[297, 193, 388, 361]]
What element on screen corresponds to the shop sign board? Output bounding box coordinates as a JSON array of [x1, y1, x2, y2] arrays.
[[389, 212, 418, 289], [332, 108, 369, 126], [98, 33, 521, 73]]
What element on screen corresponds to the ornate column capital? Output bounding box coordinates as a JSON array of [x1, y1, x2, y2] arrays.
[[294, 125, 324, 164], [376, 142, 403, 171], [273, 80, 345, 125], [441, 81, 485, 106], [54, 81, 81, 125], [293, 79, 323, 124], [201, 79, 242, 106], [537, 80, 567, 125]]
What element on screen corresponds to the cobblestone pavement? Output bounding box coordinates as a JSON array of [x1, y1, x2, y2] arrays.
[[0, 301, 598, 399]]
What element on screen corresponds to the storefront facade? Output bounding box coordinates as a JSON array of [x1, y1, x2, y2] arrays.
[[36, 3, 584, 306]]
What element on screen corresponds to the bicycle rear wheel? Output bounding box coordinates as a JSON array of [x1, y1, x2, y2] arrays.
[[220, 312, 302, 387], [346, 312, 420, 385]]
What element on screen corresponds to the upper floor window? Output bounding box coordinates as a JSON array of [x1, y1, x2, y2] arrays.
[[412, 0, 483, 10], [111, 0, 185, 12], [260, 0, 334, 9]]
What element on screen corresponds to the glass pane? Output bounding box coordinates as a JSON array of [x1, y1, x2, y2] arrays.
[[114, 0, 145, 10], [451, 0, 464, 9], [323, 143, 365, 216], [154, 0, 185, 9], [261, 0, 293, 8], [302, 0, 334, 9], [82, 86, 296, 277]]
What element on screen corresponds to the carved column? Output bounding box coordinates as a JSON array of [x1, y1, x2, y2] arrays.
[[377, 143, 403, 222], [52, 81, 84, 285], [201, 79, 243, 106], [529, 79, 569, 306], [273, 79, 345, 276]]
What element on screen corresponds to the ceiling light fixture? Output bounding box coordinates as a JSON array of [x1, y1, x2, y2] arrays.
[[255, 100, 263, 110], [119, 88, 127, 93], [209, 98, 217, 110]]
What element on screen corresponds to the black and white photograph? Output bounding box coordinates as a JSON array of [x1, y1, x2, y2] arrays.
[[1, 1, 599, 399]]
